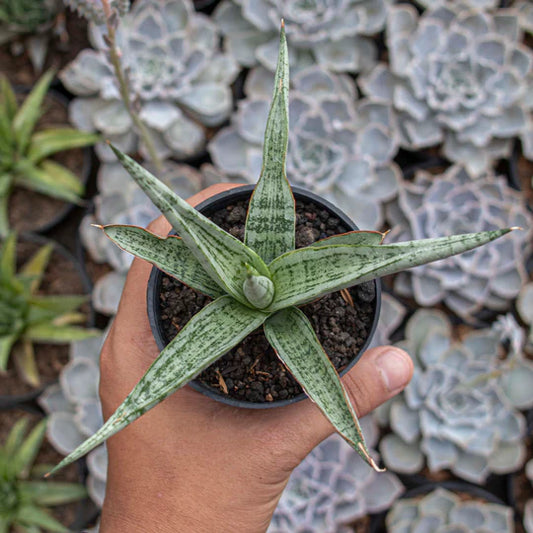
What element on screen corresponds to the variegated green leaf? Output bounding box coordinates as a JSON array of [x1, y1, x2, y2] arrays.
[[3, 418, 29, 458], [267, 229, 514, 312], [27, 295, 88, 324], [46, 296, 268, 476], [244, 22, 295, 263], [13, 340, 39, 387], [264, 307, 381, 470], [0, 232, 16, 282], [16, 506, 68, 533], [0, 75, 18, 121], [39, 160, 85, 195], [0, 334, 16, 371], [12, 418, 46, 476], [310, 230, 385, 248], [24, 323, 99, 343], [18, 481, 87, 506], [27, 129, 99, 163], [100, 224, 224, 299], [13, 70, 54, 153], [109, 145, 271, 307], [14, 160, 83, 203], [20, 243, 53, 294]]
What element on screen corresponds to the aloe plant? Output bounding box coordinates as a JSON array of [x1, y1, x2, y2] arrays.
[[0, 417, 87, 532], [0, 71, 99, 236], [0, 234, 99, 387], [48, 24, 519, 477]]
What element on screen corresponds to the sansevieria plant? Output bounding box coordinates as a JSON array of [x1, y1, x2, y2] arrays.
[[48, 24, 520, 476]]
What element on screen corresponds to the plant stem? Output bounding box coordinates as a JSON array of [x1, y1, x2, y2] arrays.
[[100, 0, 162, 171]]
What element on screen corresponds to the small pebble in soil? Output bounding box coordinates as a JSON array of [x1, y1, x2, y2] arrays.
[[159, 199, 376, 403]]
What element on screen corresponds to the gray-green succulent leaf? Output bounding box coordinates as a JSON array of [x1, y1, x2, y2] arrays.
[[49, 22, 518, 478]]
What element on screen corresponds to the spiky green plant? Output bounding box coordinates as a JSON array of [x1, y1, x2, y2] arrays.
[[0, 234, 99, 387], [0, 71, 99, 236], [48, 24, 519, 476], [0, 417, 87, 532]]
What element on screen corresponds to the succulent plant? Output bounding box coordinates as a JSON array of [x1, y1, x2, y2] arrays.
[[39, 333, 108, 507], [516, 1, 533, 34], [0, 417, 87, 532], [214, 0, 389, 73], [386, 165, 533, 323], [0, 0, 61, 72], [517, 282, 533, 353], [269, 417, 404, 533], [386, 487, 514, 533], [359, 3, 533, 175], [48, 25, 517, 478], [0, 233, 98, 387], [415, 0, 499, 9], [209, 65, 400, 229], [377, 309, 527, 483], [60, 0, 239, 163], [0, 72, 98, 237], [63, 0, 130, 24], [525, 459, 533, 533], [81, 160, 234, 315], [370, 292, 406, 350]]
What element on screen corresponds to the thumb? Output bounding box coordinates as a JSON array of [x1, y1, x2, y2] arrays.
[[282, 345, 413, 463]]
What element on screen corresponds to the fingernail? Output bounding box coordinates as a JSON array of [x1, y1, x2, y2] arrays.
[[375, 348, 412, 393]]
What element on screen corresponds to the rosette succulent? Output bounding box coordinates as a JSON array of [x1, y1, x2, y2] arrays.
[[48, 25, 516, 478], [0, 72, 98, 236], [60, 0, 239, 162], [0, 234, 98, 387], [378, 309, 527, 483], [0, 417, 88, 532], [359, 3, 533, 174], [386, 488, 514, 533], [214, 0, 389, 73], [386, 165, 533, 322], [39, 333, 108, 507], [0, 0, 61, 72], [209, 66, 400, 229], [269, 418, 403, 533]]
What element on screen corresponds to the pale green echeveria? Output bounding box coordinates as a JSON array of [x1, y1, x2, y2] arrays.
[[269, 418, 404, 533], [209, 66, 400, 229], [214, 0, 389, 73], [516, 1, 533, 34], [377, 309, 527, 484], [517, 282, 533, 353], [0, 0, 60, 71], [359, 3, 533, 175], [59, 0, 239, 162], [386, 488, 514, 533], [39, 333, 108, 507], [370, 293, 407, 349], [415, 0, 499, 9], [48, 24, 515, 478], [387, 165, 533, 323], [81, 161, 237, 315], [63, 0, 130, 24]]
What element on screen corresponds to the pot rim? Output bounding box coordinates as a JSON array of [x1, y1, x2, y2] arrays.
[[147, 184, 382, 409]]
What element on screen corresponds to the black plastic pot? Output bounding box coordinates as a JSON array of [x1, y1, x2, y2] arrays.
[[0, 232, 95, 410], [12, 87, 94, 235], [147, 184, 382, 409], [369, 480, 513, 533]]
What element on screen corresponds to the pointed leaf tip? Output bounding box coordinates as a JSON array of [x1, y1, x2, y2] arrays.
[[281, 18, 285, 29], [358, 443, 386, 472], [90, 223, 104, 229]]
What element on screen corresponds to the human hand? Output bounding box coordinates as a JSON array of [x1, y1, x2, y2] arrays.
[[98, 183, 414, 533]]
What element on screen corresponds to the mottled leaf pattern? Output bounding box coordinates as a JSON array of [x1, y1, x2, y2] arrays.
[[311, 230, 385, 248], [47, 296, 268, 475], [267, 229, 513, 311], [101, 224, 224, 298], [244, 23, 295, 264], [110, 146, 270, 306], [264, 307, 381, 470]]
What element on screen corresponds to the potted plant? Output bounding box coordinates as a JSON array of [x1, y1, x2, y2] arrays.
[[47, 24, 519, 477], [0, 70, 98, 236]]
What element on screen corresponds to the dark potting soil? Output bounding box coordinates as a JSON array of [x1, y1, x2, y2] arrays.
[[159, 199, 376, 403]]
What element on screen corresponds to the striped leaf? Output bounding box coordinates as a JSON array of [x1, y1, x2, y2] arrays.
[[27, 129, 99, 163], [27, 295, 88, 324], [267, 229, 514, 312], [244, 22, 295, 263], [101, 224, 224, 299], [20, 243, 53, 294], [310, 230, 385, 248], [16, 506, 68, 533], [46, 296, 268, 476], [109, 146, 270, 307], [264, 307, 382, 470], [24, 323, 99, 343], [18, 481, 87, 505]]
